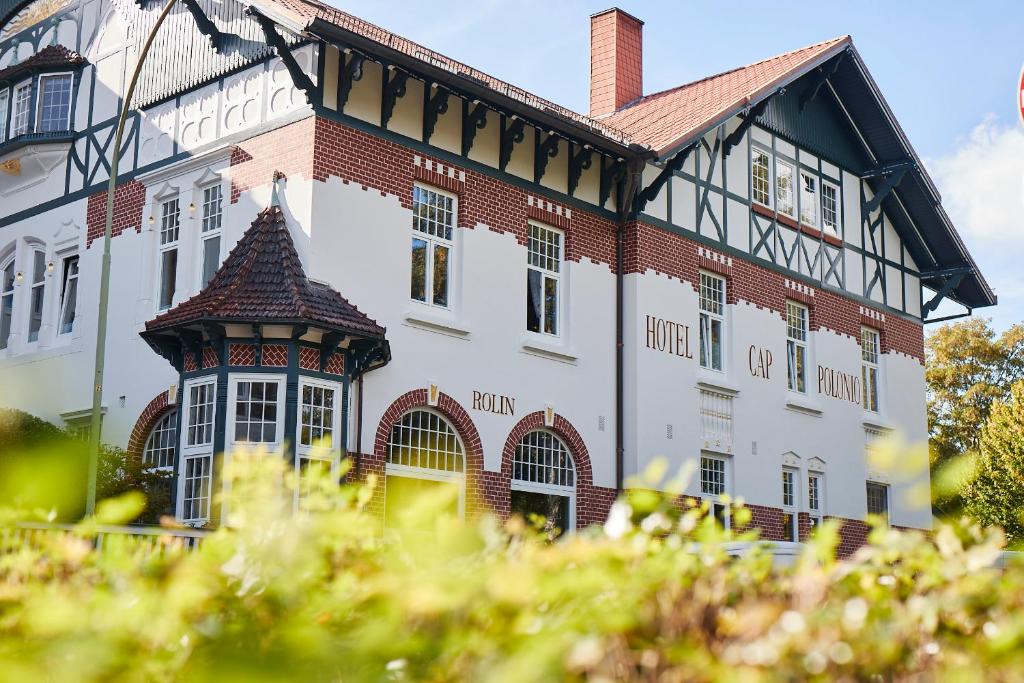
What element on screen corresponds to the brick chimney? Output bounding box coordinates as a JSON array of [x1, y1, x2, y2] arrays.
[[589, 8, 644, 117]]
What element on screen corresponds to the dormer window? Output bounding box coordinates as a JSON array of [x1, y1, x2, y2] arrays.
[[0, 45, 84, 144], [37, 73, 72, 132]]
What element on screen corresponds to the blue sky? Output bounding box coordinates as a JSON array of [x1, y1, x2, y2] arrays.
[[333, 0, 1024, 331]]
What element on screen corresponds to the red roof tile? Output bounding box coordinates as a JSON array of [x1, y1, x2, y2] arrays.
[[0, 44, 84, 83], [144, 204, 385, 338], [601, 37, 850, 155]]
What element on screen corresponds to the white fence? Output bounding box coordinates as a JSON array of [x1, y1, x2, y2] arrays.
[[3, 522, 208, 554]]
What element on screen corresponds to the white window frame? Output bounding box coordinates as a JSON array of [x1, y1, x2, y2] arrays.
[[0, 88, 8, 141], [786, 300, 809, 394], [35, 71, 73, 133], [750, 146, 772, 208], [385, 408, 466, 519], [866, 481, 889, 524], [781, 467, 799, 542], [410, 183, 457, 310], [197, 181, 224, 289], [775, 159, 795, 218], [861, 326, 881, 413], [0, 253, 16, 351], [295, 376, 342, 507], [177, 376, 218, 525], [156, 195, 180, 311], [526, 221, 563, 338], [143, 409, 177, 471], [807, 471, 824, 529], [799, 171, 818, 227], [821, 180, 840, 236], [24, 247, 45, 344], [510, 429, 577, 532], [700, 453, 731, 529], [698, 271, 726, 373], [57, 252, 79, 336], [226, 373, 286, 451], [11, 80, 32, 137]]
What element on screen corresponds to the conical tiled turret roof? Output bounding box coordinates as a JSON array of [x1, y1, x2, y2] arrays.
[[144, 204, 385, 338]]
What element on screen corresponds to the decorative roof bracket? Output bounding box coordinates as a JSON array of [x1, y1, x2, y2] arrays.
[[381, 66, 409, 128], [799, 50, 847, 111], [923, 271, 967, 317], [722, 89, 781, 156], [636, 142, 696, 213], [461, 100, 489, 156], [567, 144, 594, 197], [338, 50, 365, 111], [319, 332, 344, 371], [253, 13, 316, 104], [181, 0, 225, 53], [599, 157, 627, 208], [863, 166, 911, 214], [422, 83, 450, 143], [499, 115, 526, 171], [534, 131, 560, 184]]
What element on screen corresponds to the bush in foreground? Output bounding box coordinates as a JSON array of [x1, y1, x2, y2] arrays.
[[0, 453, 1022, 682]]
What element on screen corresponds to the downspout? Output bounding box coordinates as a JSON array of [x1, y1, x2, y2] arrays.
[[615, 158, 644, 494]]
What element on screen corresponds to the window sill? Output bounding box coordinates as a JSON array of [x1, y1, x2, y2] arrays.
[[696, 372, 740, 396], [784, 393, 822, 417], [862, 413, 894, 432], [520, 334, 577, 364], [402, 308, 471, 339]]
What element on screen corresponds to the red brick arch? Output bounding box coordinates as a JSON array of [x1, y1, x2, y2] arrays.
[[127, 390, 175, 460], [370, 389, 487, 517], [497, 411, 615, 528]]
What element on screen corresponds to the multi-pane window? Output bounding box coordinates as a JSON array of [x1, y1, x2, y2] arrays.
[[0, 89, 8, 140], [410, 185, 455, 308], [526, 223, 562, 336], [0, 258, 14, 350], [158, 198, 180, 310], [807, 472, 823, 529], [58, 255, 78, 334], [186, 381, 215, 447], [143, 410, 177, 470], [799, 172, 818, 227], [775, 160, 795, 217], [297, 380, 338, 504], [513, 430, 575, 487], [11, 82, 31, 137], [786, 301, 809, 393], [821, 181, 839, 235], [36, 74, 72, 132], [233, 380, 281, 443], [26, 250, 45, 343], [782, 468, 798, 542], [866, 481, 889, 523], [700, 455, 729, 528], [751, 148, 771, 206], [862, 327, 881, 413], [182, 453, 213, 523], [387, 409, 464, 473], [199, 184, 223, 287], [699, 272, 725, 371]]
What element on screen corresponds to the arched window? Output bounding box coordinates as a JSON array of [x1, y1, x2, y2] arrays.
[[385, 409, 465, 526], [511, 430, 576, 535], [143, 410, 177, 470], [0, 255, 15, 350]]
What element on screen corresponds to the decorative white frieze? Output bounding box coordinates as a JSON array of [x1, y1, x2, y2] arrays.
[[413, 155, 466, 183]]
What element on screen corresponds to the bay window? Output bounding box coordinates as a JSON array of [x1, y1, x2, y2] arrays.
[[799, 172, 818, 227], [410, 184, 455, 308], [526, 222, 562, 337], [36, 73, 72, 133], [775, 160, 795, 217], [861, 327, 881, 413], [296, 378, 340, 503], [157, 197, 180, 310], [179, 378, 217, 525], [11, 81, 31, 137], [786, 301, 808, 393], [699, 272, 725, 372], [26, 249, 44, 342], [230, 376, 284, 445], [751, 148, 771, 207], [200, 184, 223, 287]]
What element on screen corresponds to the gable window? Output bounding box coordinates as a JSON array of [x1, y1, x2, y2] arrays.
[[11, 81, 31, 137], [751, 148, 771, 207], [179, 378, 216, 525], [296, 378, 340, 504], [699, 272, 725, 372], [821, 181, 839, 236], [410, 184, 455, 308], [786, 301, 809, 393], [700, 454, 730, 528], [58, 254, 78, 334], [799, 172, 818, 227], [36, 73, 72, 133], [861, 327, 881, 413], [143, 410, 177, 470], [26, 249, 45, 343], [526, 222, 562, 337], [0, 257, 14, 350], [781, 467, 798, 542], [200, 184, 223, 287], [775, 160, 795, 217], [0, 89, 8, 140], [158, 197, 180, 310], [807, 471, 824, 529], [866, 481, 889, 523]]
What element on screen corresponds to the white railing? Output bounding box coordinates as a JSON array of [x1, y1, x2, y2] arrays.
[[700, 389, 734, 453], [3, 522, 209, 554]]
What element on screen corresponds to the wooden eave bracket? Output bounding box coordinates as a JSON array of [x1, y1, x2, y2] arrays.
[[181, 0, 226, 53], [253, 12, 316, 103], [461, 100, 488, 156], [636, 142, 696, 213]]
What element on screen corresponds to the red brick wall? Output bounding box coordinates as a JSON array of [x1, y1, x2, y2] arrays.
[[85, 180, 146, 247], [126, 390, 173, 460], [230, 117, 316, 202]]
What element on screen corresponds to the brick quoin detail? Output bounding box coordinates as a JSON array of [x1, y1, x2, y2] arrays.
[[495, 411, 616, 529], [127, 390, 172, 460], [624, 221, 925, 362], [85, 180, 146, 247]]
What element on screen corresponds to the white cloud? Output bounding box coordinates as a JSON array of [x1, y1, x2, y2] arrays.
[[927, 117, 1024, 329]]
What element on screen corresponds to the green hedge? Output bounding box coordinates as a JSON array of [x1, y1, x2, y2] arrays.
[[0, 451, 1021, 682]]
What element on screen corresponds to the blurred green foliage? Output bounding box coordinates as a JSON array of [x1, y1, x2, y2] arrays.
[[1, 450, 1022, 682]]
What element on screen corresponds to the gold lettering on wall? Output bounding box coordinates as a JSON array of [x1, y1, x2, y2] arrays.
[[817, 366, 862, 404], [748, 345, 773, 379], [645, 315, 693, 359], [472, 390, 515, 416]]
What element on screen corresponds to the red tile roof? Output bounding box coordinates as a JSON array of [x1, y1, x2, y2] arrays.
[[0, 44, 85, 83], [601, 37, 850, 155], [144, 204, 385, 338]]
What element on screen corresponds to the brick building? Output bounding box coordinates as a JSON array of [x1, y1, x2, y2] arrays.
[[0, 0, 995, 551]]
